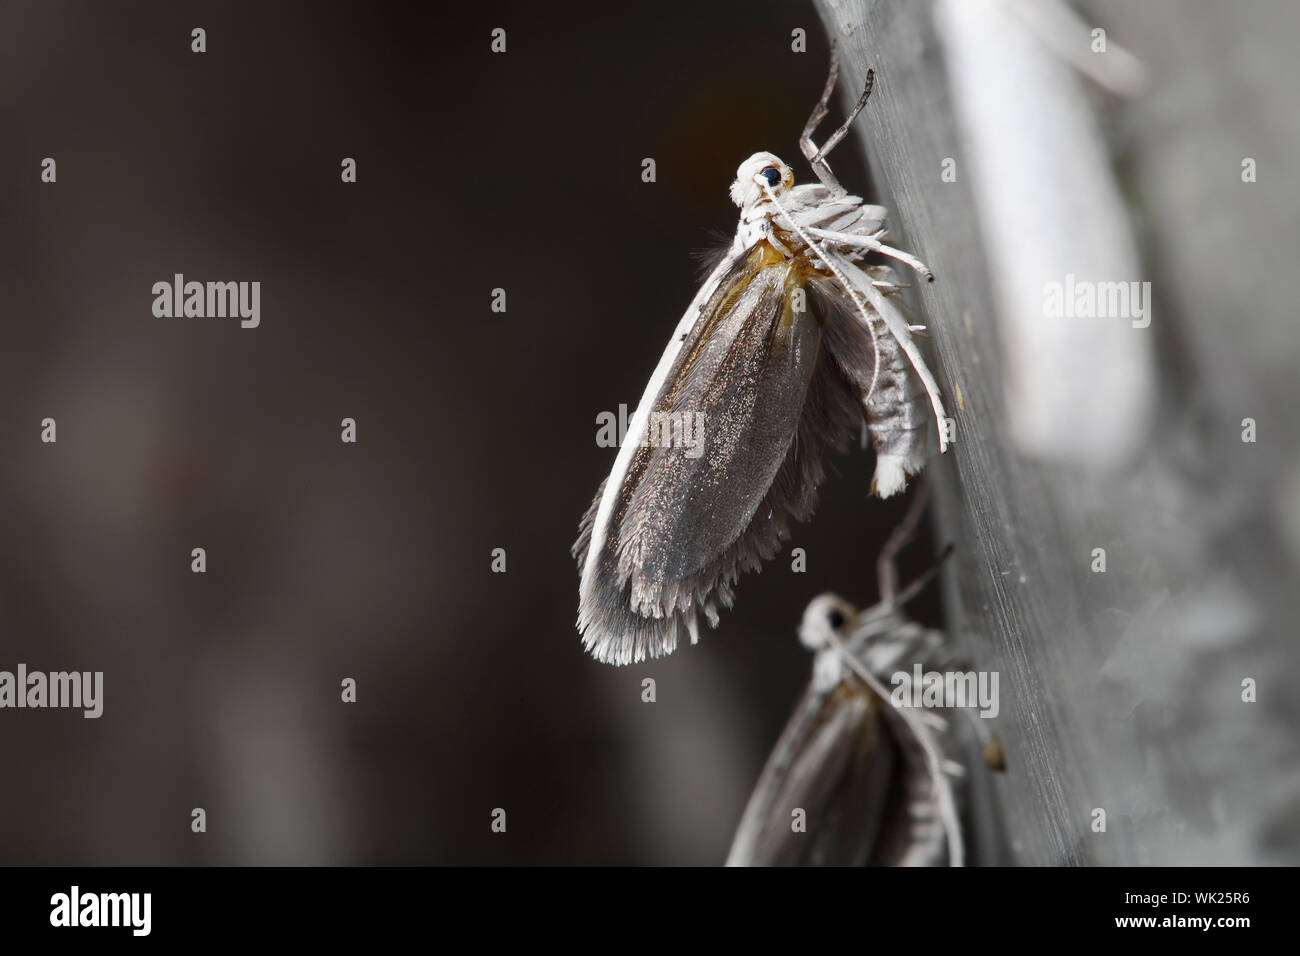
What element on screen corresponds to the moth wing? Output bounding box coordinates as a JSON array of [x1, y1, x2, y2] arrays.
[[617, 257, 821, 600], [727, 685, 895, 866], [860, 621, 970, 866], [809, 268, 932, 497], [727, 686, 828, 866], [870, 707, 956, 865], [869, 623, 1009, 866], [575, 245, 875, 665]]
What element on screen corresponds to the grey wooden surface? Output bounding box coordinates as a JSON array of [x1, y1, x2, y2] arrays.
[[813, 0, 1300, 864]]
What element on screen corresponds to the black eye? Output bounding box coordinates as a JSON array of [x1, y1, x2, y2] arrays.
[[761, 167, 781, 186], [827, 609, 845, 629]]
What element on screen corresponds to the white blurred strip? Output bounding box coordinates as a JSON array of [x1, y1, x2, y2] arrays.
[[934, 0, 1155, 468]]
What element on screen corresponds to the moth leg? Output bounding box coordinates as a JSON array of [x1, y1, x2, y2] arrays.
[[806, 226, 935, 283], [842, 260, 949, 453]]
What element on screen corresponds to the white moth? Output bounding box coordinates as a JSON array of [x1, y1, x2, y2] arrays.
[[727, 490, 1001, 867], [727, 592, 965, 866], [574, 50, 948, 666]]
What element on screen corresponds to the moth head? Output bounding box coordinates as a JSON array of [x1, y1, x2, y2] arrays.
[[799, 593, 857, 652], [730, 152, 794, 208]]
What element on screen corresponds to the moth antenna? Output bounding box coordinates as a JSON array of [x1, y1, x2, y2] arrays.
[[800, 45, 875, 193], [800, 43, 840, 191], [760, 180, 881, 404], [804, 40, 839, 138], [811, 68, 875, 167], [892, 543, 955, 608]]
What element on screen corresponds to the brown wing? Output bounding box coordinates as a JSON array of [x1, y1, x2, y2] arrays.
[[727, 682, 896, 866], [574, 245, 877, 664]]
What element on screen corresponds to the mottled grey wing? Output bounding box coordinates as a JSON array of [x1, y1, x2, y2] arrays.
[[727, 684, 895, 866], [617, 264, 816, 603], [870, 705, 958, 866], [857, 618, 969, 866], [575, 246, 876, 664]]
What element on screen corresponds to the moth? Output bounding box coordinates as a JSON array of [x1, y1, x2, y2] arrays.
[[727, 488, 1003, 866], [574, 50, 949, 665]]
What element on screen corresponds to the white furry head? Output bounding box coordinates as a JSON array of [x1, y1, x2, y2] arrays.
[[798, 593, 858, 652], [729, 151, 795, 209]]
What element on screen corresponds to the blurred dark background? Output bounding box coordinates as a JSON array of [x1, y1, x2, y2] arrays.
[[0, 0, 931, 863]]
